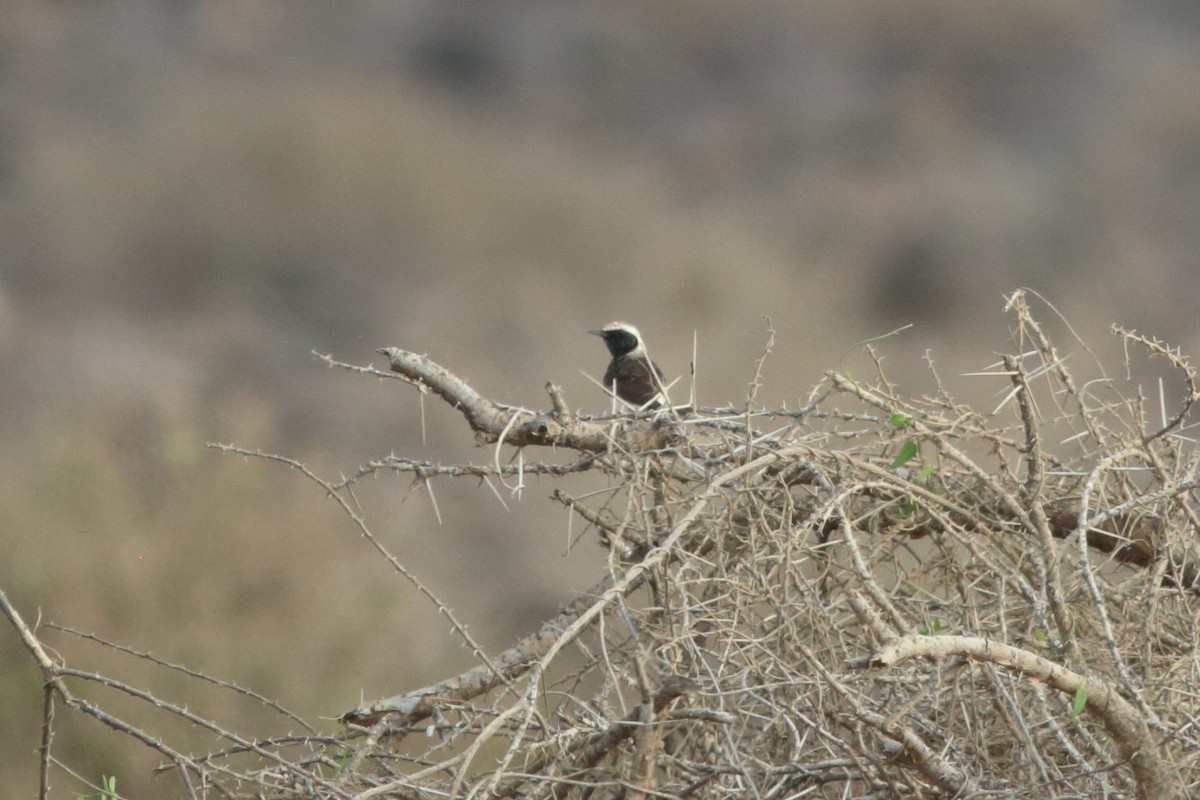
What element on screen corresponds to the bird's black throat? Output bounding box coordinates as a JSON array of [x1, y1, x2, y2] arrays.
[[599, 329, 640, 359]]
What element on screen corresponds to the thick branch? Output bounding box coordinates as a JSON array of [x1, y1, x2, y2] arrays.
[[377, 348, 669, 452], [339, 575, 631, 728], [854, 633, 1176, 800]]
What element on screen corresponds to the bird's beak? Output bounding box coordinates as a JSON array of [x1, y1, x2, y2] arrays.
[[588, 329, 604, 337]]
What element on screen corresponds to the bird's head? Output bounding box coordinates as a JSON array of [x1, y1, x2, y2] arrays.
[[589, 321, 646, 358]]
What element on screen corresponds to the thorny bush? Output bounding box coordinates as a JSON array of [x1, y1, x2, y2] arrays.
[[7, 290, 1200, 800]]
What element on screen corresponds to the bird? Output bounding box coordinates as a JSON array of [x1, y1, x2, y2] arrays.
[[589, 321, 666, 408]]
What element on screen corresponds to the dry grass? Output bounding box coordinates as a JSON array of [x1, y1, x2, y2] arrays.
[[7, 290, 1200, 799]]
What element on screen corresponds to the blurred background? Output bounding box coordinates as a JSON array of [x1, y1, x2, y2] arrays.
[[2, 1, 1199, 795]]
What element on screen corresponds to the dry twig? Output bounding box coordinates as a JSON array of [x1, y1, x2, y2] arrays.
[[7, 295, 1200, 800]]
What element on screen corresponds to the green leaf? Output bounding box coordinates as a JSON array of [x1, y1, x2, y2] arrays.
[[916, 464, 935, 483], [891, 439, 919, 468], [1072, 684, 1088, 715], [889, 412, 912, 428]]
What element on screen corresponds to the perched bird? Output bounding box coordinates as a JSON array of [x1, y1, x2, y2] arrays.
[[589, 321, 666, 408]]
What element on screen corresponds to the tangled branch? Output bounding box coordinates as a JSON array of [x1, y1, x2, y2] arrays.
[[8, 291, 1200, 800]]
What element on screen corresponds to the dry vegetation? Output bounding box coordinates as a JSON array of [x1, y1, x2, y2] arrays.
[[7, 290, 1200, 800]]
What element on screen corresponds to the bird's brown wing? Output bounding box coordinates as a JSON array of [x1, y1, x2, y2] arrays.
[[604, 356, 664, 407]]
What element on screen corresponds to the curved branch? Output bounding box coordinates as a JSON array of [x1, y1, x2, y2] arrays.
[[854, 633, 1176, 800], [1111, 326, 1199, 444], [377, 348, 668, 452]]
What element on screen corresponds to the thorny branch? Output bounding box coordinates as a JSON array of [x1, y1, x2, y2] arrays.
[[375, 347, 673, 453], [8, 294, 1200, 800]]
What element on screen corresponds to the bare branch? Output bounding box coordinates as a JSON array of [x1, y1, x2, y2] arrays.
[[1112, 325, 1200, 443], [339, 575, 630, 728], [377, 347, 671, 452], [856, 633, 1176, 800], [18, 300, 1200, 800]]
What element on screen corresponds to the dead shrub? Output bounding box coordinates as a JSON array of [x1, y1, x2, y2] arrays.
[[7, 289, 1200, 799]]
